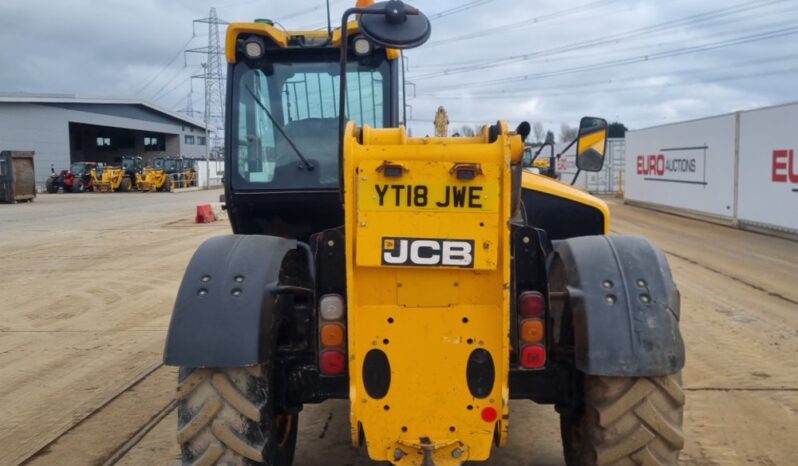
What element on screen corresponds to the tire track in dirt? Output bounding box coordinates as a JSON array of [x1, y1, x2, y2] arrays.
[[0, 190, 227, 466]]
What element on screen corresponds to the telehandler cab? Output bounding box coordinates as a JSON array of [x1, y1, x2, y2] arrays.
[[121, 155, 143, 191], [164, 2, 685, 466]]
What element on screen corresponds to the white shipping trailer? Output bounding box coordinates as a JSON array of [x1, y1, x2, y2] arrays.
[[624, 102, 798, 235]]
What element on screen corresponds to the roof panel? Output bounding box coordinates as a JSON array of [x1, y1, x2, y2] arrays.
[[0, 93, 206, 129]]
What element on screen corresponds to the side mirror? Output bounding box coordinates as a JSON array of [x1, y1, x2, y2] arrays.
[[358, 1, 431, 50], [575, 116, 608, 172]]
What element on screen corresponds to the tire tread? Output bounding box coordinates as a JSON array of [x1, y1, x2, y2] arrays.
[[178, 368, 266, 466], [563, 373, 684, 466], [211, 372, 263, 422]]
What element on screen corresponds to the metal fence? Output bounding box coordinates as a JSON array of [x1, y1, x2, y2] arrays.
[[584, 138, 625, 194], [554, 137, 626, 194]]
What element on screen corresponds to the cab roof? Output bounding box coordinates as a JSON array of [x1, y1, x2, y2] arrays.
[[225, 21, 399, 63]]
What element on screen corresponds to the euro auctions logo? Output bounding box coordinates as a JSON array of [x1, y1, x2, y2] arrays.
[[637, 154, 697, 176], [772, 149, 797, 184], [636, 145, 708, 186]]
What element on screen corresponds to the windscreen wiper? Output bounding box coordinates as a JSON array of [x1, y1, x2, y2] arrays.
[[244, 85, 314, 171]]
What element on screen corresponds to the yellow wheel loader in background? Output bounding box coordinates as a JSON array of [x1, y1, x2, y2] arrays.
[[138, 157, 174, 192], [164, 2, 685, 466]]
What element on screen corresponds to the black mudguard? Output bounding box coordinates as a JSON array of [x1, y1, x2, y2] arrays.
[[549, 235, 684, 377], [164, 234, 297, 368]]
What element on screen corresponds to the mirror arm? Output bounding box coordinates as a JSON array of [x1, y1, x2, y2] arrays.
[[337, 6, 374, 200], [570, 168, 582, 186], [561, 137, 578, 156]]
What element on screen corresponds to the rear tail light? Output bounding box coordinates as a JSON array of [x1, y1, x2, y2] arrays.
[[319, 294, 347, 375], [520, 319, 544, 344], [519, 291, 545, 318], [319, 294, 345, 321], [320, 350, 346, 375], [518, 290, 547, 369], [520, 344, 546, 369], [320, 323, 346, 347]]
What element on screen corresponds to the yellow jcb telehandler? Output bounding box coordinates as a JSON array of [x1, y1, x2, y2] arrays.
[[138, 157, 174, 192], [93, 166, 131, 192], [94, 155, 142, 192], [164, 2, 685, 466]]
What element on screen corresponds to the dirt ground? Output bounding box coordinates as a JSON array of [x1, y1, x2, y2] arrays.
[[1, 192, 797, 466]]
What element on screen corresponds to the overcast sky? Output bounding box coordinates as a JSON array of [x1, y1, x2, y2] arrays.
[[1, 0, 796, 138]]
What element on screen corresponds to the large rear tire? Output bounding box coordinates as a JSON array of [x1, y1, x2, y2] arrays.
[[71, 179, 85, 193], [177, 366, 298, 466], [561, 373, 684, 466], [45, 178, 58, 193], [119, 177, 131, 192]]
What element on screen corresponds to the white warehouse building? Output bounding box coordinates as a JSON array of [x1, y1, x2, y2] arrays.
[[0, 93, 209, 188]]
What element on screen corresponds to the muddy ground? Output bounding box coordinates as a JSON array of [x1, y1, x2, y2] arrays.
[[1, 192, 796, 466]]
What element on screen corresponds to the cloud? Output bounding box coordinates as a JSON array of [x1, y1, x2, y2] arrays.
[[0, 0, 795, 133]]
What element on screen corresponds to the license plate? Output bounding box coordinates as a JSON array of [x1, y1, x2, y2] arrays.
[[359, 181, 499, 212]]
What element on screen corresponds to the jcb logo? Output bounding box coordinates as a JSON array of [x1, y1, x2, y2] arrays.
[[382, 237, 474, 268]]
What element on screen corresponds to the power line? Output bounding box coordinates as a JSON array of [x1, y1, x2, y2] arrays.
[[152, 72, 193, 102], [419, 25, 798, 92], [278, 0, 348, 21], [423, 0, 624, 49], [427, 0, 498, 21], [410, 0, 788, 80], [149, 64, 190, 101], [419, 66, 798, 100], [561, 66, 798, 97], [220, 0, 347, 22], [414, 1, 798, 71], [293, 0, 499, 32], [421, 47, 798, 100], [135, 35, 195, 96]]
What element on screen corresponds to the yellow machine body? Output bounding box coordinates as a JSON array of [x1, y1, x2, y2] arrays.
[[179, 167, 197, 188], [138, 167, 171, 191], [93, 166, 127, 192], [343, 122, 523, 465], [520, 171, 610, 232]]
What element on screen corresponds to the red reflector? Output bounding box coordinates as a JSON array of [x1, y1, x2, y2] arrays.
[[519, 291, 545, 318], [520, 344, 546, 369], [481, 406, 498, 423], [320, 350, 346, 375]]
